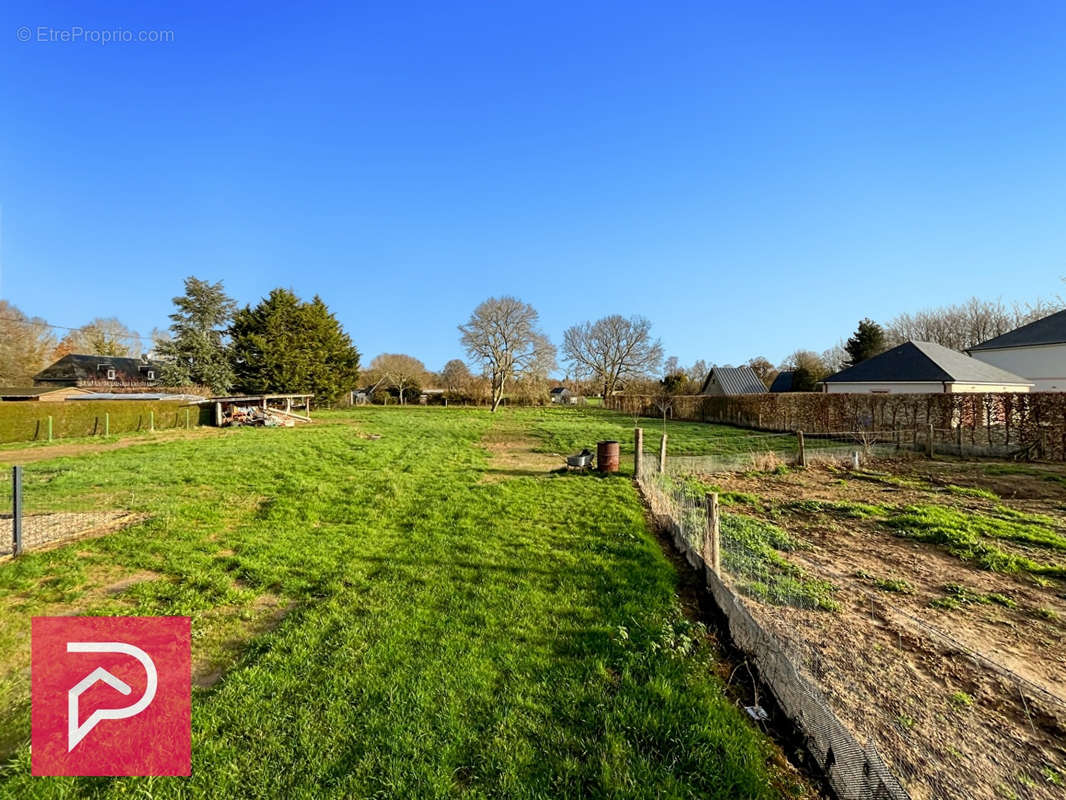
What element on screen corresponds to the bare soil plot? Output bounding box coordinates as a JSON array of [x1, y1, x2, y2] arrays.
[[0, 510, 147, 558], [701, 458, 1066, 800]]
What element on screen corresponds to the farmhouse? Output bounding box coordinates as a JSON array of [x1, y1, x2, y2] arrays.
[[34, 354, 161, 388], [967, 308, 1066, 391], [699, 366, 766, 396], [822, 340, 1033, 394]]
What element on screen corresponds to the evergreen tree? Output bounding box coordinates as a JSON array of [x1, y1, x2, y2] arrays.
[[155, 277, 236, 393], [844, 318, 886, 367], [230, 289, 360, 401]]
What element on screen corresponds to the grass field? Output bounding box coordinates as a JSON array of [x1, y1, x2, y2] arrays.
[[0, 406, 806, 799]]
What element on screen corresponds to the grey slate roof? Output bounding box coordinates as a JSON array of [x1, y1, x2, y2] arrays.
[[700, 365, 767, 395], [768, 371, 794, 392], [823, 341, 1032, 385], [34, 354, 158, 385], [969, 308, 1066, 351]]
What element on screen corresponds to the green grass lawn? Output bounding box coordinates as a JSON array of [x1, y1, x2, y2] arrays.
[[0, 406, 803, 799]]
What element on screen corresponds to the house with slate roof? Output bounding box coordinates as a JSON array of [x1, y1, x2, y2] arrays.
[[699, 365, 767, 396], [967, 308, 1066, 391], [821, 341, 1032, 394], [34, 354, 161, 388]]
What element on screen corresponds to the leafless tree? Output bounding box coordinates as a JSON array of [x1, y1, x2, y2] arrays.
[[368, 353, 427, 404], [54, 317, 141, 358], [440, 358, 472, 402], [562, 314, 663, 399], [746, 356, 778, 388], [885, 295, 1062, 351], [459, 296, 556, 412], [820, 340, 848, 374]]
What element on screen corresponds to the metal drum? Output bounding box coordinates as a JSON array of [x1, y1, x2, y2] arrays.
[[597, 440, 620, 473]]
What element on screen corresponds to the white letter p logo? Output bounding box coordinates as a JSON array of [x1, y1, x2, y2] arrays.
[[67, 642, 158, 751]]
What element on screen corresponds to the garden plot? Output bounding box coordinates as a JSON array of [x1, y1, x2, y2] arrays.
[[684, 458, 1066, 800]]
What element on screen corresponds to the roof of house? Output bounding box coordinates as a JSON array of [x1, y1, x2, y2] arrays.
[[823, 341, 1032, 385], [700, 365, 767, 395], [549, 386, 569, 394], [768, 371, 794, 392], [968, 308, 1066, 352], [34, 354, 158, 384]]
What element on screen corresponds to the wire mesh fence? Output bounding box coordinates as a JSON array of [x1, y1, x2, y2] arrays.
[[638, 451, 1066, 800], [1, 464, 142, 559]]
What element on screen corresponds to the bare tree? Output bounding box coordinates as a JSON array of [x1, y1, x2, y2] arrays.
[[55, 317, 141, 358], [562, 314, 663, 399], [368, 353, 427, 404], [746, 356, 778, 388], [885, 295, 1062, 351], [459, 296, 556, 412], [440, 358, 472, 402]]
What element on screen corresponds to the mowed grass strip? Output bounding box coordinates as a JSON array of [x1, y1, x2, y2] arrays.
[[0, 407, 800, 799]]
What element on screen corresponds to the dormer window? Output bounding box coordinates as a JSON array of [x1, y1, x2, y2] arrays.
[[106, 368, 116, 380], [147, 370, 155, 380]]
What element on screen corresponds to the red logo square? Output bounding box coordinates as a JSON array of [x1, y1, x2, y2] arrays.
[[31, 616, 191, 776]]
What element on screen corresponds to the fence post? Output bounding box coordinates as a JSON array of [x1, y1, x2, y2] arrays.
[[927, 423, 935, 458], [634, 428, 643, 477], [704, 492, 720, 576], [104, 412, 110, 437], [12, 465, 23, 557], [149, 410, 155, 432], [47, 415, 53, 443], [658, 433, 668, 473], [185, 408, 190, 430], [797, 430, 807, 467]]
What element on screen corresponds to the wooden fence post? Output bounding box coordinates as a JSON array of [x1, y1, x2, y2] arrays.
[[659, 433, 668, 473], [797, 430, 807, 467], [12, 465, 22, 557], [704, 492, 720, 576], [634, 428, 643, 477], [927, 423, 935, 458]]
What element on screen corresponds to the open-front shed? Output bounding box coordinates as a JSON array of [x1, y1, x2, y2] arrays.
[[201, 394, 314, 427]]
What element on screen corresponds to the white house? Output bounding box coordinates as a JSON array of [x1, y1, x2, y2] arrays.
[[967, 309, 1066, 391], [821, 341, 1032, 394]]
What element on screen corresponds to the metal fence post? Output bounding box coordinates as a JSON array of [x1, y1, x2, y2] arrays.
[[104, 412, 110, 437], [634, 428, 643, 477], [47, 415, 53, 442], [149, 410, 155, 432], [12, 466, 23, 557], [185, 407, 191, 430]]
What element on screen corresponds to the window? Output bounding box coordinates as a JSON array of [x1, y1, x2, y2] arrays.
[[147, 370, 155, 380], [106, 368, 116, 381]]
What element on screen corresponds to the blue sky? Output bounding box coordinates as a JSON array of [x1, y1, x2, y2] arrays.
[[2, 1, 1064, 374]]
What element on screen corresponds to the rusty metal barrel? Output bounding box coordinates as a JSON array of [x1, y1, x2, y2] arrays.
[[597, 440, 620, 473]]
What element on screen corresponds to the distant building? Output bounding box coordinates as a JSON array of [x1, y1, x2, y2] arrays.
[[0, 386, 92, 402], [768, 371, 795, 393], [967, 308, 1066, 391], [34, 354, 161, 388], [821, 341, 1032, 394], [550, 387, 572, 404], [699, 366, 766, 396]]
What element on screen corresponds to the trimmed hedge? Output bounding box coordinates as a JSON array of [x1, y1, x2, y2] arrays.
[[0, 400, 212, 444]]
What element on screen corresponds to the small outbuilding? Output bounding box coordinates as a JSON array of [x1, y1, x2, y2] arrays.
[[550, 387, 572, 404], [821, 341, 1033, 394], [0, 386, 92, 402], [967, 308, 1066, 392], [699, 366, 766, 396]]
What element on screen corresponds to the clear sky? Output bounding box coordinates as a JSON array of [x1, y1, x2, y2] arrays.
[[2, 1, 1064, 374]]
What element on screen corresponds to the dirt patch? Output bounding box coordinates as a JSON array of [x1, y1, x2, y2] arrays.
[[0, 510, 148, 559], [0, 427, 227, 465], [480, 427, 560, 482], [192, 594, 293, 688], [700, 459, 1066, 800]]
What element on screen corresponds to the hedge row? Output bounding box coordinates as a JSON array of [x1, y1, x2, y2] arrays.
[[607, 392, 1066, 460], [0, 400, 213, 444]]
